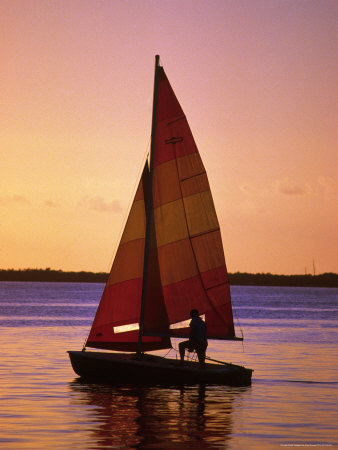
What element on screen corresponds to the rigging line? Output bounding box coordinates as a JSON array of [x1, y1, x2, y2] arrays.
[[163, 346, 176, 359], [105, 136, 151, 273], [232, 303, 245, 352], [81, 337, 87, 351]]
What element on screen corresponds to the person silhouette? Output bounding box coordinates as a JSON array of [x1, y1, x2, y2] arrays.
[[179, 309, 208, 368]]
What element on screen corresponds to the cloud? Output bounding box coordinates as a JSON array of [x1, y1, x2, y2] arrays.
[[275, 178, 308, 196], [79, 196, 123, 213], [239, 184, 256, 195], [316, 176, 337, 195], [44, 200, 58, 207], [0, 195, 29, 206], [275, 177, 337, 197], [238, 177, 336, 200]]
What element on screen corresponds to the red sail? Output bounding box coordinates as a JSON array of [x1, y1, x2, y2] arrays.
[[86, 164, 170, 351], [143, 66, 235, 340]]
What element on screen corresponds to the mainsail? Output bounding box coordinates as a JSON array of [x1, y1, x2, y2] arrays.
[[86, 57, 236, 353]]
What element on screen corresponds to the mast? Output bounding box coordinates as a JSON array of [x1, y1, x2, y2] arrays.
[[137, 55, 160, 354]]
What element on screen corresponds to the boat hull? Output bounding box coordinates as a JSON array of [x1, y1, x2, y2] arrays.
[[68, 351, 253, 386]]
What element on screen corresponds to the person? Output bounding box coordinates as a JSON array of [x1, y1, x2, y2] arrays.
[[179, 309, 208, 368]]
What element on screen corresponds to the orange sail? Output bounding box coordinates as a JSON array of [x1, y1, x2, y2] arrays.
[[86, 58, 236, 353]]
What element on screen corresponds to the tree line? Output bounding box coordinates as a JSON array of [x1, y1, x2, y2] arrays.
[[0, 268, 337, 287]]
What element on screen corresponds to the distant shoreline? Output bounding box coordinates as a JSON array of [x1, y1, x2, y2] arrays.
[[0, 269, 337, 287]]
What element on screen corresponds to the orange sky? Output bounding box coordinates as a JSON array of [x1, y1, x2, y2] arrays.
[[1, 0, 337, 275]]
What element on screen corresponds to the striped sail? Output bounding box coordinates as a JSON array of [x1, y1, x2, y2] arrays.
[[143, 66, 235, 340], [86, 60, 235, 353]]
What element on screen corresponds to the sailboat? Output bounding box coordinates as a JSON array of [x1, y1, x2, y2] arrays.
[[68, 56, 253, 386]]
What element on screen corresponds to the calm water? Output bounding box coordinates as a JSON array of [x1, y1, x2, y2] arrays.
[[0, 282, 337, 449]]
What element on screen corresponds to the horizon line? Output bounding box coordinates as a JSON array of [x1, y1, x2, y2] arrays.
[[0, 267, 337, 277]]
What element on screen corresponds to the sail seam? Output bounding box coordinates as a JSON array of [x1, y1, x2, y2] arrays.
[[158, 269, 227, 289], [180, 171, 206, 182], [204, 280, 230, 291], [189, 227, 220, 239], [167, 115, 185, 125], [152, 225, 220, 250]]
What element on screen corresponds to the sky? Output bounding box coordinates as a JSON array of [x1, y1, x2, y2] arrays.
[[1, 0, 337, 275]]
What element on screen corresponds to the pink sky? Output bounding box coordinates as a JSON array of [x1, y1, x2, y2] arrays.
[[1, 0, 337, 274]]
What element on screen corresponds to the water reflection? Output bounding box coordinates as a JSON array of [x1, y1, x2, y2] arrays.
[[69, 380, 250, 448]]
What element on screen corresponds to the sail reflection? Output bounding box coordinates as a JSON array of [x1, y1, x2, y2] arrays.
[[69, 380, 250, 447]]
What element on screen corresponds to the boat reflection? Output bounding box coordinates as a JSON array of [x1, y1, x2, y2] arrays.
[[69, 379, 250, 448]]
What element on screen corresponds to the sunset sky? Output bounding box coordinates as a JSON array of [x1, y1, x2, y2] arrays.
[[1, 0, 337, 275]]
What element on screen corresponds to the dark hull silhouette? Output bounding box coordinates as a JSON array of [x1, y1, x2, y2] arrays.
[[68, 351, 253, 386]]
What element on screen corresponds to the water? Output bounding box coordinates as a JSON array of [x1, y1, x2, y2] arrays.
[[0, 283, 337, 449]]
